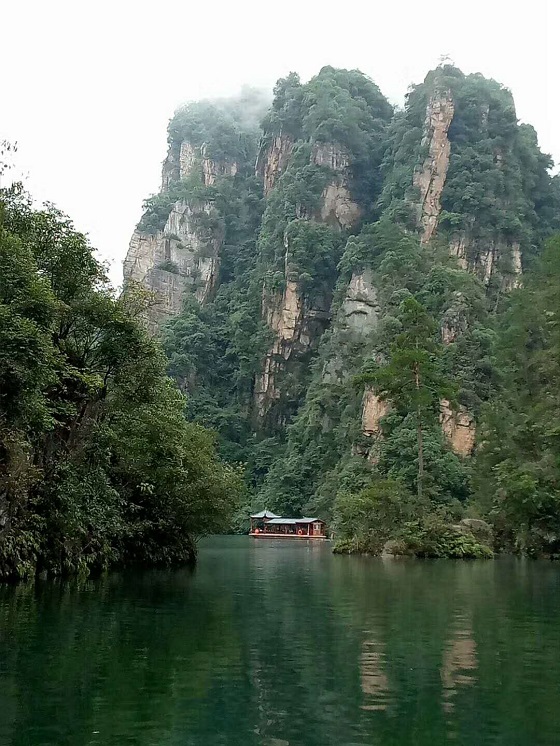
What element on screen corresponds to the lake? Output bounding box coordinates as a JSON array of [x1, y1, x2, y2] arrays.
[[1, 536, 560, 745]]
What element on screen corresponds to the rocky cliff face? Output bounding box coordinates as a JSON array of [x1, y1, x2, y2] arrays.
[[450, 236, 523, 287], [414, 89, 454, 244], [440, 399, 476, 457], [340, 270, 380, 333], [256, 134, 294, 195], [123, 208, 222, 329], [312, 142, 361, 230], [254, 141, 362, 420], [123, 138, 234, 329], [254, 270, 331, 420], [124, 199, 222, 329]]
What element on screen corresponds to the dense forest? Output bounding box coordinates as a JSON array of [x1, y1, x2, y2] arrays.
[[124, 63, 560, 559], [2, 61, 560, 580], [0, 155, 242, 581]]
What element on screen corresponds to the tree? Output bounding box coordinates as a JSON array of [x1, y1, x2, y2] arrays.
[[474, 236, 560, 554], [358, 297, 455, 499]]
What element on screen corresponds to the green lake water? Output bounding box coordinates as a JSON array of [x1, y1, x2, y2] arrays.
[[1, 536, 560, 745]]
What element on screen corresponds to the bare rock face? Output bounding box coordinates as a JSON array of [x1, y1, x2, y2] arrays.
[[449, 235, 469, 271], [179, 141, 238, 185], [504, 242, 523, 290], [440, 399, 476, 457], [254, 140, 361, 420], [450, 235, 523, 287], [200, 144, 238, 186], [254, 280, 330, 418], [414, 89, 455, 243], [161, 146, 180, 192], [179, 141, 197, 180], [361, 387, 390, 465], [321, 271, 380, 385], [256, 134, 294, 195], [312, 142, 361, 230], [123, 200, 223, 330], [124, 136, 239, 330], [340, 270, 380, 333], [362, 387, 389, 437]]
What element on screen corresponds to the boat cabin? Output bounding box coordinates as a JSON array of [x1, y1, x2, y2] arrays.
[[249, 510, 326, 539]]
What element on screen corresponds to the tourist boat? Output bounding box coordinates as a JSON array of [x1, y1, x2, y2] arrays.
[[249, 510, 327, 539]]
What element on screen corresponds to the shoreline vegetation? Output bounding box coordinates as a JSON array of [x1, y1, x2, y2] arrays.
[[0, 175, 241, 582]]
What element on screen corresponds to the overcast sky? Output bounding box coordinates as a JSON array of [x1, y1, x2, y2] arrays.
[[3, 0, 558, 286]]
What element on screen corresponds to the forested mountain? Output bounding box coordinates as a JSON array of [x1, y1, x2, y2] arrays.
[[125, 64, 560, 556]]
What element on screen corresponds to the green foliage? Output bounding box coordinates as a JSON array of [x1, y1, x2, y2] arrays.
[[259, 222, 485, 516], [156, 259, 180, 273], [358, 297, 456, 498], [398, 514, 493, 559], [332, 479, 492, 558], [333, 479, 418, 553], [380, 65, 560, 285], [474, 236, 560, 555], [0, 185, 240, 581]]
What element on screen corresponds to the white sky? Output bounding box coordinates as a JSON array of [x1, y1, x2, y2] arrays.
[[2, 0, 558, 286]]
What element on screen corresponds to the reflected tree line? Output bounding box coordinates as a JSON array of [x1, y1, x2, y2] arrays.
[[1, 550, 559, 745]]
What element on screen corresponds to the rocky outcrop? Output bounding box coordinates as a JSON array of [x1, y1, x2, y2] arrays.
[[255, 141, 362, 419], [124, 135, 240, 329], [312, 142, 361, 230], [200, 144, 238, 185], [414, 89, 455, 243], [504, 242, 523, 290], [440, 399, 476, 457], [449, 235, 469, 271], [123, 200, 223, 330], [179, 141, 197, 180], [179, 141, 238, 185], [340, 270, 380, 333], [254, 280, 330, 418], [256, 133, 295, 195], [362, 387, 389, 437], [161, 145, 180, 191], [450, 235, 523, 287], [254, 282, 302, 417], [361, 387, 389, 464]]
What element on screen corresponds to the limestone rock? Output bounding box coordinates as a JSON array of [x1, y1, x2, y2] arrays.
[[254, 280, 330, 418], [200, 143, 238, 186], [362, 387, 389, 437], [123, 199, 223, 330], [450, 234, 523, 287], [254, 139, 361, 420], [161, 145, 180, 192], [312, 142, 361, 230], [340, 270, 380, 333], [414, 89, 455, 243], [256, 133, 294, 194], [440, 399, 476, 457], [179, 141, 197, 179], [453, 518, 493, 544]]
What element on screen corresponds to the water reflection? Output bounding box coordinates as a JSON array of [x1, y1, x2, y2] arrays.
[[441, 616, 478, 715], [360, 635, 391, 711], [0, 542, 560, 745]]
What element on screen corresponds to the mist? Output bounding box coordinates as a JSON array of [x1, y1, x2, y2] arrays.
[[2, 0, 558, 286]]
